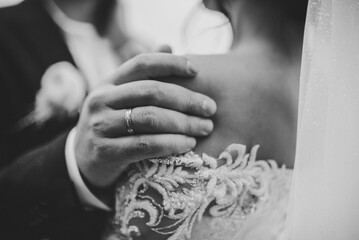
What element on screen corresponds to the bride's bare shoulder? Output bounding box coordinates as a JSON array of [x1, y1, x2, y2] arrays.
[[175, 54, 298, 167], [181, 53, 296, 99]]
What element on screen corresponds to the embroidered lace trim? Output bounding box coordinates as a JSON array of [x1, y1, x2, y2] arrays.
[[110, 144, 280, 240]]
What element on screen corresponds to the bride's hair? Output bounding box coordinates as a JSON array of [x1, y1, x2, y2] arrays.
[[217, 0, 308, 26], [216, 0, 308, 55]]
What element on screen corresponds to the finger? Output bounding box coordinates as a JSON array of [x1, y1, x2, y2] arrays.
[[154, 44, 173, 53], [101, 134, 197, 164], [92, 106, 214, 137], [104, 80, 217, 117], [132, 107, 213, 136], [118, 41, 150, 62], [108, 53, 198, 85]]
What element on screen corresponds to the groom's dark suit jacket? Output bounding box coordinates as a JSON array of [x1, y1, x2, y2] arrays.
[[0, 1, 107, 239]]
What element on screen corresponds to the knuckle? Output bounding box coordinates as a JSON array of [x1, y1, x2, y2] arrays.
[[141, 108, 160, 129], [163, 137, 181, 153], [184, 93, 196, 112], [134, 136, 153, 155], [184, 116, 194, 134], [141, 82, 162, 103], [132, 136, 164, 157], [89, 116, 107, 135], [86, 90, 105, 112], [91, 138, 109, 161], [168, 116, 179, 131], [169, 138, 181, 152], [147, 81, 161, 95], [133, 54, 151, 72]]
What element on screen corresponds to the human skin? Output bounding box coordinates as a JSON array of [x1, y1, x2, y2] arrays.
[[75, 54, 217, 191], [103, 0, 303, 237], [166, 51, 299, 167], [104, 50, 300, 240]]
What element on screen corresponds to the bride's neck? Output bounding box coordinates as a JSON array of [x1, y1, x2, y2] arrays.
[[229, 2, 304, 64]]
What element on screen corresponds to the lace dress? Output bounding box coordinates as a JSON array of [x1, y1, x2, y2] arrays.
[[103, 144, 292, 240]]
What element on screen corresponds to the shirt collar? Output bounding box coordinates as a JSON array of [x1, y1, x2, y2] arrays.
[[45, 0, 98, 38]]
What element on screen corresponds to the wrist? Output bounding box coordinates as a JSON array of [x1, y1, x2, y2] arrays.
[[79, 170, 116, 208], [65, 128, 111, 211]]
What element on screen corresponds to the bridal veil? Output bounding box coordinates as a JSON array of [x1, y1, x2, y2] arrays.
[[288, 0, 359, 239]]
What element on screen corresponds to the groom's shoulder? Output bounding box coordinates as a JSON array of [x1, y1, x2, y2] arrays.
[[0, 0, 43, 24]]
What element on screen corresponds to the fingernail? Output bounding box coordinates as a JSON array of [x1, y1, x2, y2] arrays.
[[202, 98, 217, 116], [186, 137, 197, 149], [186, 60, 198, 75], [201, 120, 214, 135]]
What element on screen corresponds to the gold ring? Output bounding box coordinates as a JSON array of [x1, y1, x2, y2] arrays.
[[125, 108, 135, 135]]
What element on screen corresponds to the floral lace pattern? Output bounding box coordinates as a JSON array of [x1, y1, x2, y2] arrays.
[[107, 144, 286, 240]]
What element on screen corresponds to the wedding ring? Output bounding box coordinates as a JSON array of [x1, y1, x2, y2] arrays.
[[125, 108, 135, 135]]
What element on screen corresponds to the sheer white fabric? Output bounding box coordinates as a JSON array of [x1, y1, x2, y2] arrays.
[[288, 0, 359, 239]]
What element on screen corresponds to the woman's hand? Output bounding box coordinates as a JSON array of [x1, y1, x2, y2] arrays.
[[75, 53, 217, 188]]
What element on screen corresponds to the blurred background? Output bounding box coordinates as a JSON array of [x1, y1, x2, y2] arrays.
[[0, 0, 232, 54]]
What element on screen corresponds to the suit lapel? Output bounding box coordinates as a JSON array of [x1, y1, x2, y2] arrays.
[[14, 0, 76, 71], [1, 0, 80, 157]]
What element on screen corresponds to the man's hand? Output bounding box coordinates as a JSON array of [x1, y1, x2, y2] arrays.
[[75, 53, 217, 188]]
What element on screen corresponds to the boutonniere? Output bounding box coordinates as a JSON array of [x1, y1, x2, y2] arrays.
[[17, 62, 87, 129]]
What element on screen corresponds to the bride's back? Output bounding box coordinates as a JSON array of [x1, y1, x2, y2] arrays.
[[170, 51, 299, 167]]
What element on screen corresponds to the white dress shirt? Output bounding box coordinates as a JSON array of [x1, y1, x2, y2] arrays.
[[46, 0, 122, 211]]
